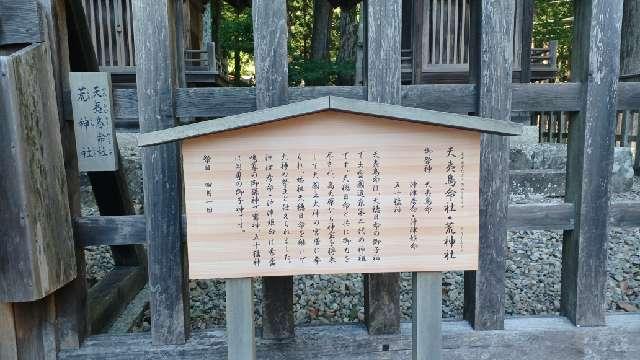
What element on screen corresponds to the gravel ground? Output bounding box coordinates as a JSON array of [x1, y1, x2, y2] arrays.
[[83, 141, 640, 331]]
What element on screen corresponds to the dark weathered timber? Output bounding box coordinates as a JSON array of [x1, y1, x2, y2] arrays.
[[0, 303, 17, 360], [11, 298, 57, 360], [38, 0, 90, 349], [58, 314, 640, 360], [132, 0, 189, 345], [88, 267, 147, 334], [98, 82, 640, 123], [252, 0, 294, 340], [73, 200, 640, 248], [66, 0, 146, 267], [620, 0, 640, 174], [363, 0, 402, 336], [518, 0, 534, 84], [507, 203, 575, 230], [0, 43, 76, 302], [464, 0, 514, 331], [561, 0, 623, 327], [608, 201, 640, 227], [412, 0, 424, 84], [0, 0, 42, 46], [78, 216, 148, 246]]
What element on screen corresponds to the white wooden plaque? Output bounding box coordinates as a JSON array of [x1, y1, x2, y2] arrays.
[[182, 111, 480, 279], [69, 72, 118, 172]]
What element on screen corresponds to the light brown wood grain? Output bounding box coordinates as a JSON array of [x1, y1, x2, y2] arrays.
[[182, 111, 480, 278]]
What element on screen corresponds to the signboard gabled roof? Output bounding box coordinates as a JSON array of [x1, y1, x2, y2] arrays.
[[138, 96, 522, 147]]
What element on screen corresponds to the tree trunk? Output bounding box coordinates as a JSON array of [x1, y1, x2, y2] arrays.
[[234, 8, 242, 84], [311, 0, 332, 60], [210, 0, 222, 59], [336, 5, 358, 85]]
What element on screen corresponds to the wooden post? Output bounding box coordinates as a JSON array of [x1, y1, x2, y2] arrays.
[[132, 0, 190, 344], [251, 0, 294, 339], [363, 0, 402, 335], [412, 272, 442, 360], [463, 0, 514, 331], [561, 0, 623, 327], [519, 0, 533, 84], [225, 279, 256, 360], [412, 0, 424, 85], [620, 0, 640, 174]]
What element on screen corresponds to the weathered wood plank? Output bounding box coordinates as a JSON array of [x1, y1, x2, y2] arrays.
[[88, 266, 147, 334], [38, 0, 90, 349], [0, 303, 17, 360], [463, 0, 514, 331], [507, 203, 574, 230], [363, 0, 402, 336], [132, 0, 189, 345], [100, 83, 640, 123], [561, 0, 623, 327], [12, 298, 57, 360], [412, 272, 442, 360], [58, 314, 640, 360], [0, 0, 42, 46], [77, 216, 148, 246], [0, 43, 76, 302], [252, 0, 294, 340], [73, 200, 640, 248], [225, 279, 256, 360]]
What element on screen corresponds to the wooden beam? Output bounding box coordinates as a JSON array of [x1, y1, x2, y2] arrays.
[[74, 201, 640, 248], [0, 0, 42, 46], [132, 0, 189, 344], [94, 82, 640, 123], [87, 266, 147, 334], [464, 0, 515, 331], [251, 0, 294, 340], [561, 0, 623, 327], [363, 0, 402, 336]]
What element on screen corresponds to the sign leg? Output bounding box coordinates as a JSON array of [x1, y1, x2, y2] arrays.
[[226, 278, 255, 360], [412, 272, 442, 360]]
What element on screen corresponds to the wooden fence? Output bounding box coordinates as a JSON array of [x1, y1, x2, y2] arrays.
[[2, 0, 640, 359]]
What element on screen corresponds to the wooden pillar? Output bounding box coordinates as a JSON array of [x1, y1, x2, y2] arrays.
[[463, 0, 514, 331], [519, 0, 534, 84], [251, 0, 294, 339], [561, 0, 623, 327], [363, 0, 402, 335], [132, 0, 190, 344], [412, 0, 424, 84], [620, 0, 640, 174]]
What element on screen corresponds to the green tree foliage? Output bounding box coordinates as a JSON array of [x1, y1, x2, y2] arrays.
[[219, 2, 254, 81], [214, 0, 359, 86], [533, 0, 573, 80]]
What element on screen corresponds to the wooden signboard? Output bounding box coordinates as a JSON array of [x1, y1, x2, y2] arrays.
[[138, 96, 521, 279], [69, 72, 119, 172]]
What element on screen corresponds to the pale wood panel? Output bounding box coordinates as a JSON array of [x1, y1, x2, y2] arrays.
[[183, 111, 480, 279], [69, 72, 119, 172]]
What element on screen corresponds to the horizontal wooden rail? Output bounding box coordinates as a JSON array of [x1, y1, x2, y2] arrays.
[[76, 201, 640, 247], [63, 82, 640, 122]]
